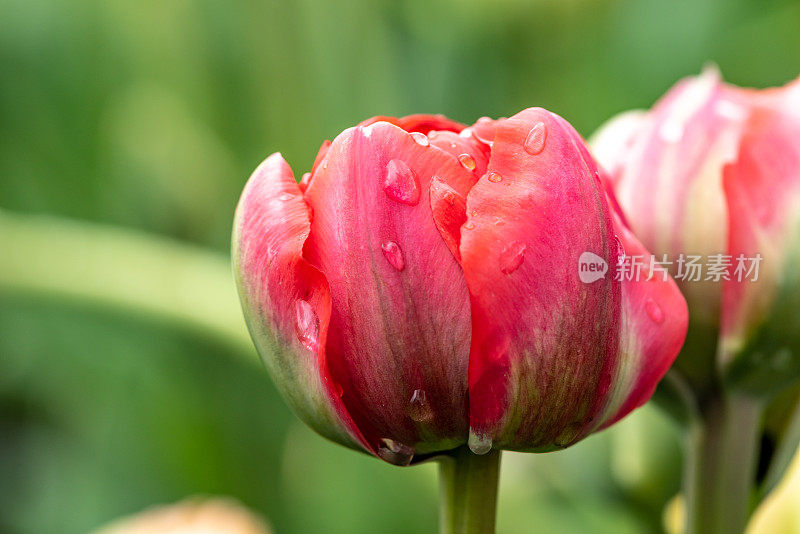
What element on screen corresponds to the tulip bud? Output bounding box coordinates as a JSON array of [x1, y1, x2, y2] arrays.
[[591, 67, 800, 395], [233, 109, 687, 464]]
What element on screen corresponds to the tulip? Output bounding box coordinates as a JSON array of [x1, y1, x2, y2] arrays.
[[591, 67, 800, 393], [590, 67, 800, 534], [233, 108, 687, 532]]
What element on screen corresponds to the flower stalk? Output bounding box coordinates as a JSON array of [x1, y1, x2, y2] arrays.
[[439, 447, 502, 534], [682, 391, 763, 534]]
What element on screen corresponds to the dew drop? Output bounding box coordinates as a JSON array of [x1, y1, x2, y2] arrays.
[[294, 299, 320, 352], [645, 298, 664, 324], [279, 192, 294, 201], [408, 389, 433, 422], [613, 234, 625, 258], [472, 117, 496, 145], [410, 131, 429, 146], [523, 122, 547, 155], [381, 241, 405, 271], [468, 429, 492, 455], [499, 241, 526, 274], [464, 221, 475, 230], [383, 159, 420, 206], [377, 438, 414, 466], [334, 382, 344, 397], [458, 153, 477, 171], [459, 128, 473, 138], [487, 172, 503, 183]]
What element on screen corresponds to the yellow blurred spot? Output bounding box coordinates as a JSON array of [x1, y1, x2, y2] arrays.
[[662, 445, 800, 534], [748, 446, 800, 533], [663, 494, 685, 534], [92, 497, 272, 534]]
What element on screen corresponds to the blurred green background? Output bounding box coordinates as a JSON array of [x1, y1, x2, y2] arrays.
[[1, 0, 798, 532]]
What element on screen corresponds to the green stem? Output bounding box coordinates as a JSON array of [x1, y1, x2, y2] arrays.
[[682, 391, 763, 534], [439, 447, 502, 534], [0, 210, 253, 356]]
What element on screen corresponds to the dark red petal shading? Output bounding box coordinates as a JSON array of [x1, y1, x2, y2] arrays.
[[302, 122, 475, 461]]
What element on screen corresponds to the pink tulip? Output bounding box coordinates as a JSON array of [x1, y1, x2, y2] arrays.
[[233, 108, 688, 465], [591, 67, 800, 389]]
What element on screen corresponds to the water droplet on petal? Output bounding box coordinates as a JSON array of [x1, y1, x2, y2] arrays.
[[468, 429, 492, 455], [645, 298, 664, 324], [334, 382, 344, 397], [377, 438, 414, 466], [410, 131, 429, 146], [499, 241, 526, 274], [279, 192, 294, 201], [381, 241, 405, 271], [458, 153, 476, 171], [523, 122, 547, 155], [459, 128, 473, 138], [463, 221, 475, 230], [493, 217, 504, 226], [294, 299, 320, 352], [383, 159, 420, 206], [472, 117, 497, 145], [487, 172, 503, 183], [613, 235, 625, 258], [408, 389, 433, 422]]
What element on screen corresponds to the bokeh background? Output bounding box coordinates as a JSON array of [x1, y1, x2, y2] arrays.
[[1, 0, 798, 532]]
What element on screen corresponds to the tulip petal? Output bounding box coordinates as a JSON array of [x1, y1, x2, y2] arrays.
[[588, 109, 648, 184], [233, 153, 371, 453], [426, 131, 487, 261], [460, 108, 623, 451], [302, 122, 475, 460], [358, 113, 466, 135], [428, 130, 490, 177], [594, 189, 689, 428], [720, 106, 800, 379], [610, 67, 749, 325]]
